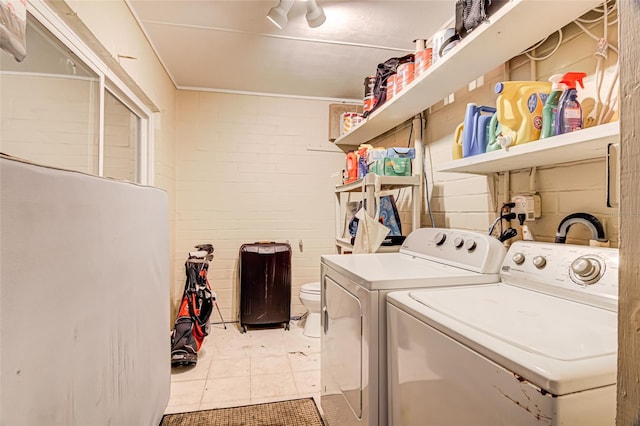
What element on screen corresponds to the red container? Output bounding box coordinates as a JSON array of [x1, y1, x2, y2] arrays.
[[414, 48, 433, 78], [386, 74, 396, 101], [395, 62, 415, 93]]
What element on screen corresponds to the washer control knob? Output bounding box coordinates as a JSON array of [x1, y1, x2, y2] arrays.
[[512, 253, 525, 265], [571, 257, 602, 283], [434, 232, 446, 246], [465, 239, 477, 251], [532, 256, 547, 269], [454, 237, 464, 249]]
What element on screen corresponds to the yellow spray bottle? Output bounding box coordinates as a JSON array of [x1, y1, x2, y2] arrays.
[[493, 81, 552, 150]]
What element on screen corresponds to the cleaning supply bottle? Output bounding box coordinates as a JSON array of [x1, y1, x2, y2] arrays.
[[452, 122, 464, 159], [462, 103, 497, 157], [345, 152, 359, 183], [486, 113, 502, 152], [357, 144, 373, 179], [540, 74, 565, 139], [493, 81, 552, 150], [555, 72, 587, 135]]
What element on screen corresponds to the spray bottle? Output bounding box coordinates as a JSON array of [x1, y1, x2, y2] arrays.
[[540, 74, 565, 139], [554, 72, 587, 135]]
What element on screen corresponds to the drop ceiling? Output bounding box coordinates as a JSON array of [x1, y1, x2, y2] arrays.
[[127, 1, 457, 100]]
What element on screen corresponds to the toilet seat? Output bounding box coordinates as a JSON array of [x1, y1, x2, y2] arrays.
[[300, 281, 320, 295]]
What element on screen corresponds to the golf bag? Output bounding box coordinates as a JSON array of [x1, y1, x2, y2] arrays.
[[170, 244, 217, 367]]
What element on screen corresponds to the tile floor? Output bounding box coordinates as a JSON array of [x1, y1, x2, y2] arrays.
[[164, 319, 321, 415]]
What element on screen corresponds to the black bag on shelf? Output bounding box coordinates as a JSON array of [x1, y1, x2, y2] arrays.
[[364, 54, 414, 118], [440, 0, 507, 58]]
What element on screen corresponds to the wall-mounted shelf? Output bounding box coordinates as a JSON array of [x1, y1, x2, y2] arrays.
[[436, 122, 619, 175], [333, 0, 603, 148]]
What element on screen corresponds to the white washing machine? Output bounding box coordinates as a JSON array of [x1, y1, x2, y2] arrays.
[[320, 227, 507, 426], [387, 241, 619, 426]]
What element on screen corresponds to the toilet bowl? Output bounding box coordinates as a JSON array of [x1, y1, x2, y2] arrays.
[[299, 282, 321, 338]]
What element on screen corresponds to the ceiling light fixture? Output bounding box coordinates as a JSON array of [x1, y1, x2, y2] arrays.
[[267, 0, 295, 30], [305, 0, 326, 28]]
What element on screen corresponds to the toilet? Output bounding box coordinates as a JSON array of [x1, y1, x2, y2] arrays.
[[298, 282, 321, 338]]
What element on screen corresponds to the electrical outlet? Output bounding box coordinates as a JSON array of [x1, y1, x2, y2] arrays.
[[511, 195, 541, 221]]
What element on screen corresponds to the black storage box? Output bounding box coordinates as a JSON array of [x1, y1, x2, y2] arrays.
[[239, 242, 291, 333]]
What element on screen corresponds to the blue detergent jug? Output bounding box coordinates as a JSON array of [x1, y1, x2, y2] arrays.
[[462, 103, 497, 157]]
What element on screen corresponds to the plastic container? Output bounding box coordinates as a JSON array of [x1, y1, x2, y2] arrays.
[[493, 81, 552, 149], [540, 74, 565, 139], [357, 144, 373, 179], [345, 152, 358, 183], [462, 103, 496, 157], [395, 61, 415, 93], [452, 122, 464, 159], [386, 74, 396, 101], [555, 72, 587, 135], [414, 48, 432, 78]]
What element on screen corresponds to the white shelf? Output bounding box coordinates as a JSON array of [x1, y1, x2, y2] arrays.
[[436, 122, 619, 175], [333, 0, 603, 148], [335, 174, 421, 193], [335, 237, 401, 253]]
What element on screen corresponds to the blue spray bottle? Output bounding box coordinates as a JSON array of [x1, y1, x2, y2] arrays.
[[554, 72, 586, 135]]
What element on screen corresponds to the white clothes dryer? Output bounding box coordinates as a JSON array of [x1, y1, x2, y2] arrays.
[[387, 241, 619, 426], [320, 227, 507, 426]]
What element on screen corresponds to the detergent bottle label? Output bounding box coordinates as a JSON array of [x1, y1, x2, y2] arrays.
[[528, 94, 538, 113], [539, 93, 549, 105], [533, 115, 543, 130]]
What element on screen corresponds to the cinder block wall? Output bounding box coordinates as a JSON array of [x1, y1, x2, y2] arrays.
[[175, 91, 344, 321], [423, 14, 619, 245]]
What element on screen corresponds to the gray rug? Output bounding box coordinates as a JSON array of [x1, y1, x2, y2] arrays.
[[160, 398, 324, 426]]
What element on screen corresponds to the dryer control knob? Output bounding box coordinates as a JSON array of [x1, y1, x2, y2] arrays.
[[454, 237, 464, 248], [571, 257, 602, 283], [434, 232, 446, 246], [465, 240, 477, 251], [512, 253, 525, 265], [533, 256, 547, 269]]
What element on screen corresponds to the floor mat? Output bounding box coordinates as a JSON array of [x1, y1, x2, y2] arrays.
[[160, 398, 324, 426]]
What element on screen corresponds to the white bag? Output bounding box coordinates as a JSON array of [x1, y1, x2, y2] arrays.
[[353, 175, 390, 254]]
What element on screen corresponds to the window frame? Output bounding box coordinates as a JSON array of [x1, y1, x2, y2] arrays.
[[27, 1, 154, 185]]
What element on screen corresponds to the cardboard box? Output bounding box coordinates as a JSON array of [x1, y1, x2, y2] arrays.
[[328, 103, 363, 142]]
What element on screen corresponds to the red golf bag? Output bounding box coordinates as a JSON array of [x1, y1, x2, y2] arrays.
[[171, 244, 222, 367]]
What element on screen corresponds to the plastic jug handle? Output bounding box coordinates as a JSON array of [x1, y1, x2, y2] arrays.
[[453, 122, 464, 159], [498, 95, 519, 128], [479, 106, 497, 115]]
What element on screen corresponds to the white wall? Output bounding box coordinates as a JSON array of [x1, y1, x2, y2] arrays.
[[175, 90, 344, 321]]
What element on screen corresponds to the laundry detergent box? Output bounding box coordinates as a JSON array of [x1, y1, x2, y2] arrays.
[[368, 159, 385, 175], [366, 147, 387, 175], [386, 147, 415, 159], [384, 157, 411, 176]]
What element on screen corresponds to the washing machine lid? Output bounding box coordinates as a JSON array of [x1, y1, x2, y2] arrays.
[[321, 253, 499, 291], [401, 283, 617, 395]]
